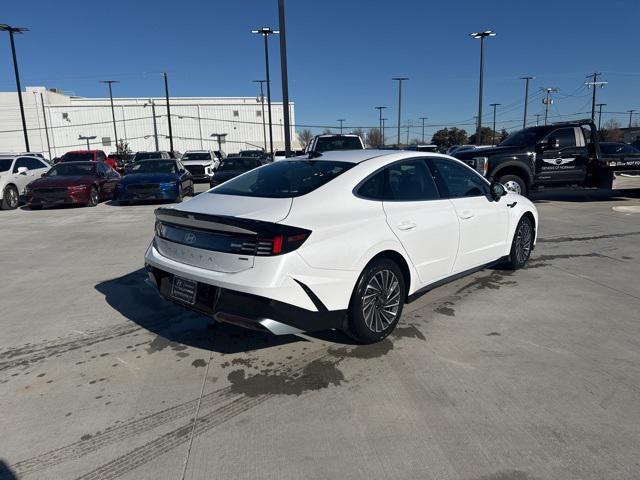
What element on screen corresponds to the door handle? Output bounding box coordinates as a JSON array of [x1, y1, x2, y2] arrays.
[[458, 210, 474, 220], [397, 221, 417, 231]]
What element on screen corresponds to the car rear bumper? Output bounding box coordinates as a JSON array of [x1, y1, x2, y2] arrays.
[[144, 241, 356, 334]]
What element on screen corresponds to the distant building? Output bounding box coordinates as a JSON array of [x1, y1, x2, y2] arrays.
[[622, 127, 640, 145], [0, 86, 297, 158]]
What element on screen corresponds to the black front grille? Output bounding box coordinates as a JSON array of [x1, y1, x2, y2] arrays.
[[34, 187, 67, 196], [127, 184, 159, 194], [185, 165, 205, 175]]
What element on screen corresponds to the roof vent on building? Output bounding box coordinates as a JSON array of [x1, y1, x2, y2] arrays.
[[48, 87, 64, 94]]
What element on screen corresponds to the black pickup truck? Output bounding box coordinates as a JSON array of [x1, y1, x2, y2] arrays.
[[453, 119, 640, 196]]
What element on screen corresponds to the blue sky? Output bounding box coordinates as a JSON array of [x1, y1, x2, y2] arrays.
[[1, 0, 639, 140]]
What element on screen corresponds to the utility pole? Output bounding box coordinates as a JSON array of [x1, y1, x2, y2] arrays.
[[596, 103, 606, 130], [520, 76, 534, 129], [337, 119, 345, 133], [163, 72, 174, 153], [252, 27, 278, 157], [392, 77, 409, 147], [0, 24, 30, 151], [406, 121, 412, 146], [277, 0, 292, 156], [144, 100, 159, 151], [39, 92, 52, 159], [627, 110, 636, 129], [210, 133, 228, 153], [419, 116, 428, 143], [374, 106, 386, 146], [535, 114, 541, 126], [490, 103, 501, 145], [253, 80, 268, 151], [585, 72, 607, 122], [99, 80, 120, 152], [470, 30, 496, 145], [542, 88, 558, 125]]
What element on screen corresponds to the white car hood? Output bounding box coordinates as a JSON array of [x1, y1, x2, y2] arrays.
[[174, 192, 292, 223], [182, 160, 213, 166]]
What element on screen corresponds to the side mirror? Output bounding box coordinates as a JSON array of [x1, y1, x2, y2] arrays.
[[490, 181, 507, 201], [17, 166, 29, 175]]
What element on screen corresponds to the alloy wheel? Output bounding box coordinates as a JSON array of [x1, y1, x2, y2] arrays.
[[90, 188, 99, 206], [7, 188, 18, 209], [514, 220, 533, 265], [362, 269, 401, 333]]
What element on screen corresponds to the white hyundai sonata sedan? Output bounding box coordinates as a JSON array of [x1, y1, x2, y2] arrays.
[[144, 150, 538, 343]]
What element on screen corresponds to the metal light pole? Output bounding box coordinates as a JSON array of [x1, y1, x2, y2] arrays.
[[374, 106, 386, 146], [490, 103, 500, 145], [162, 72, 174, 153], [99, 80, 120, 152], [252, 27, 278, 157], [627, 110, 636, 129], [79, 135, 96, 149], [596, 103, 606, 130], [39, 92, 52, 159], [0, 24, 30, 151], [520, 76, 534, 129], [392, 77, 408, 147], [144, 100, 159, 151], [337, 119, 345, 134], [470, 30, 496, 145], [277, 0, 292, 157], [381, 118, 387, 146], [210, 133, 227, 153], [406, 121, 412, 146], [253, 80, 268, 151], [419, 116, 428, 143]]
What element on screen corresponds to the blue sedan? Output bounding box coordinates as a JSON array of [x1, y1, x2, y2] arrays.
[[115, 159, 194, 204]]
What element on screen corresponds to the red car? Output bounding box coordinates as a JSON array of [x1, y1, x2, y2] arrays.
[[25, 161, 120, 209], [58, 150, 119, 171]]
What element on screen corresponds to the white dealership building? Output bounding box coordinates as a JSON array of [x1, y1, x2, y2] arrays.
[[0, 86, 297, 158]]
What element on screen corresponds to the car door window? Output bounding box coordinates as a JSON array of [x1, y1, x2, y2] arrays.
[[386, 159, 439, 201], [548, 128, 576, 148], [429, 158, 489, 199], [25, 158, 46, 170], [12, 157, 29, 173]]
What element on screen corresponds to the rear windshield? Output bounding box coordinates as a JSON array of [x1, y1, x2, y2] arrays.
[[182, 152, 211, 161], [130, 160, 177, 174], [134, 152, 162, 161], [0, 159, 12, 172], [61, 152, 94, 162], [212, 160, 354, 198], [47, 163, 95, 176], [315, 136, 362, 152], [219, 158, 263, 171]]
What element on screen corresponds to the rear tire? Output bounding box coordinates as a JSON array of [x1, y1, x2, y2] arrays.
[[1, 185, 19, 210], [505, 216, 534, 270], [498, 174, 528, 196], [87, 186, 99, 207], [347, 259, 406, 344]]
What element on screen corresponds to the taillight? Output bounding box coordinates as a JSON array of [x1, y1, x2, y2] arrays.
[[255, 231, 310, 256]]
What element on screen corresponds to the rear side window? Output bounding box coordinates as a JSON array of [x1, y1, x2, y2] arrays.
[[429, 158, 489, 198], [386, 159, 439, 201], [212, 160, 354, 198]]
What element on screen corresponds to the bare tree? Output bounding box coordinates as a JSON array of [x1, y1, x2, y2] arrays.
[[366, 128, 382, 148], [298, 128, 313, 148], [352, 128, 365, 139], [322, 128, 334, 135]]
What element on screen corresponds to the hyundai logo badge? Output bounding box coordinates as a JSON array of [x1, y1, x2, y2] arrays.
[[184, 232, 197, 244]]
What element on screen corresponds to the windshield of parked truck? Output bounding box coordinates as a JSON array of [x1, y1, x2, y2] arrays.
[[182, 152, 211, 161], [213, 160, 354, 198], [499, 126, 552, 147]]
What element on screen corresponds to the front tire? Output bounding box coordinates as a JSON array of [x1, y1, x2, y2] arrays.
[[498, 174, 528, 196], [1, 185, 19, 210], [505, 216, 534, 270], [347, 259, 406, 344]]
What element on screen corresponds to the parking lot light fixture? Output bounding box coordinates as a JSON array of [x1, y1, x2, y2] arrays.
[[251, 27, 279, 157], [163, 72, 174, 154], [374, 106, 386, 146], [0, 24, 30, 152], [78, 135, 97, 150], [520, 76, 534, 129], [392, 77, 409, 147], [419, 117, 428, 143], [470, 30, 496, 145], [490, 103, 501, 145], [210, 133, 228, 153], [337, 119, 345, 134]]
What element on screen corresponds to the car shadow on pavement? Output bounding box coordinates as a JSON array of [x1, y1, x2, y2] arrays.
[[94, 268, 304, 354], [0, 461, 17, 480], [531, 187, 640, 203]]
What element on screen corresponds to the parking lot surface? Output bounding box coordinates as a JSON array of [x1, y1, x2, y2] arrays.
[[1, 180, 640, 480]]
